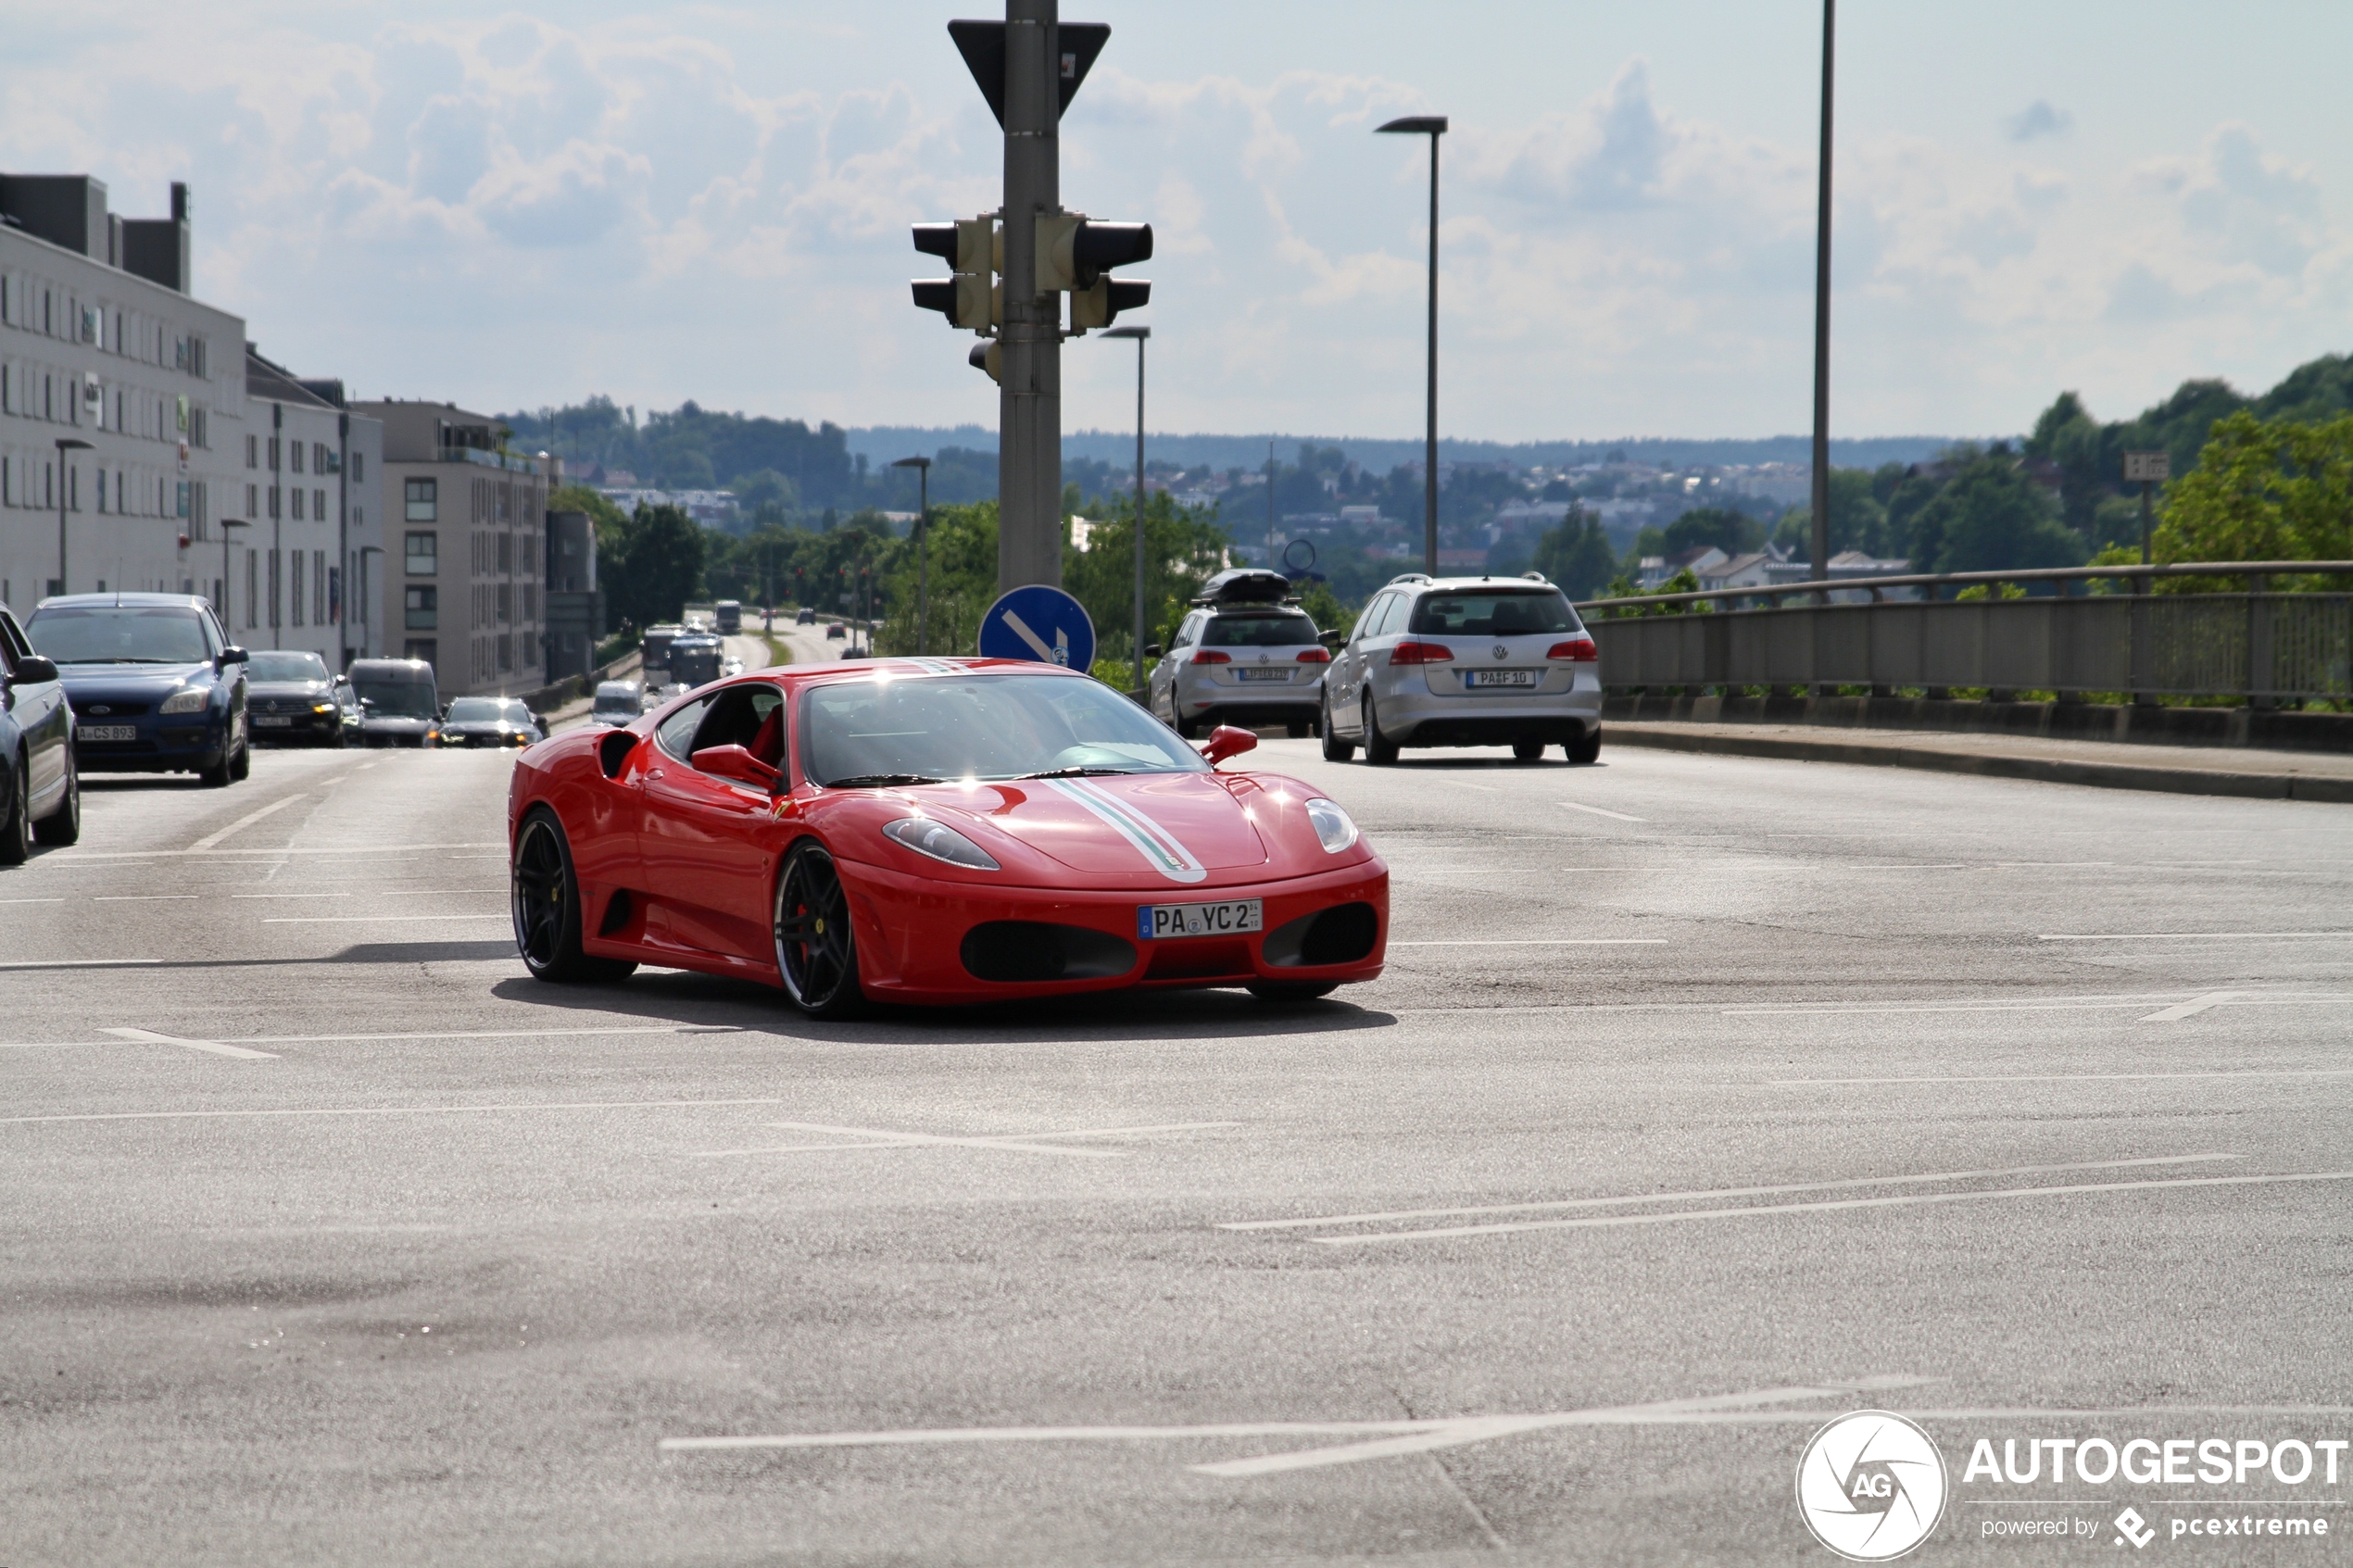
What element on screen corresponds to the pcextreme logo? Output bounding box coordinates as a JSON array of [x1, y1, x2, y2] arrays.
[[1797, 1410, 1950, 1562]]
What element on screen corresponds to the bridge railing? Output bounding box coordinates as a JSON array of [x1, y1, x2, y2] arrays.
[[1574, 561, 2353, 704]]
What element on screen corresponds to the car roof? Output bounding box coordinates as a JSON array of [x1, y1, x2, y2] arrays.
[[1393, 575, 1558, 594], [33, 592, 211, 610]]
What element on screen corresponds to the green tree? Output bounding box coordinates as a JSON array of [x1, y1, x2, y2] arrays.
[[1907, 456, 2082, 574], [606, 503, 709, 631], [1770, 469, 1890, 558], [1062, 492, 1232, 676], [1663, 507, 1765, 558], [2153, 410, 2353, 588], [1533, 511, 1622, 599]]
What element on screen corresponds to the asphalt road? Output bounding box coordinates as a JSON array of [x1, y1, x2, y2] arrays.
[[3, 731, 2349, 1565]]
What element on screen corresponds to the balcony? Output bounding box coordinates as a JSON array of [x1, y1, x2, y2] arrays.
[[437, 446, 540, 475]]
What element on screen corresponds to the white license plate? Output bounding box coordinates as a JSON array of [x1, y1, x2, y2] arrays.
[[79, 724, 137, 742], [1236, 669, 1290, 682], [253, 715, 295, 727], [1466, 670, 1539, 689], [1138, 898, 1263, 940]]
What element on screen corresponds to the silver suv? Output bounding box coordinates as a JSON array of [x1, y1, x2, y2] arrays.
[[1146, 571, 1328, 738], [1320, 573, 1602, 763]]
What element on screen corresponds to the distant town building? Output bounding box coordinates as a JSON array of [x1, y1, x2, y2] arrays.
[[543, 508, 602, 682], [243, 348, 384, 668], [599, 485, 737, 527]]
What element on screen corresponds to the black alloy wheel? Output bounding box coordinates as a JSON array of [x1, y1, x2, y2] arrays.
[[1361, 696, 1400, 766], [0, 755, 29, 865], [511, 809, 636, 984], [774, 838, 866, 1019], [32, 744, 80, 847], [1319, 691, 1355, 761]]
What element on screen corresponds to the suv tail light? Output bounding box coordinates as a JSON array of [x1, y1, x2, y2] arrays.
[[1389, 641, 1453, 666], [1295, 647, 1330, 663], [1549, 636, 1599, 662], [1190, 649, 1231, 664]]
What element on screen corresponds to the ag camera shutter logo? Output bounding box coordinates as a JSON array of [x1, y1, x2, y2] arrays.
[[1796, 1411, 1948, 1561]]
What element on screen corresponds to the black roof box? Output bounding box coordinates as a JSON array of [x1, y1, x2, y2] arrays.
[[1192, 568, 1296, 607]]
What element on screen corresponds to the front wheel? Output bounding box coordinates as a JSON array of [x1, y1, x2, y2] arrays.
[[229, 736, 251, 781], [32, 745, 80, 847], [774, 838, 867, 1019], [0, 756, 30, 865], [1320, 693, 1355, 761], [1247, 980, 1339, 1003], [1567, 726, 1602, 765], [511, 809, 636, 984]]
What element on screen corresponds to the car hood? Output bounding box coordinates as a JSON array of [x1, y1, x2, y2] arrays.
[[917, 771, 1267, 884], [56, 663, 214, 696], [248, 680, 331, 699], [362, 714, 433, 731]]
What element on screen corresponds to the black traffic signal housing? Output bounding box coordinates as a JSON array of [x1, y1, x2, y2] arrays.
[[1036, 215, 1151, 330], [911, 217, 997, 330]]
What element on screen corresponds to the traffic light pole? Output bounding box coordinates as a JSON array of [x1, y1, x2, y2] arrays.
[[998, 0, 1063, 595]]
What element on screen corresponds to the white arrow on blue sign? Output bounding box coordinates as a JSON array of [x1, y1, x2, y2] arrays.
[[977, 584, 1096, 673]]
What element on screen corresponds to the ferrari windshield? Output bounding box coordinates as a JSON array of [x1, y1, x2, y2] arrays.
[[26, 606, 210, 665], [800, 672, 1209, 786]]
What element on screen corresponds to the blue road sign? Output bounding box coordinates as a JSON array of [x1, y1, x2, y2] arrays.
[[978, 584, 1096, 673]]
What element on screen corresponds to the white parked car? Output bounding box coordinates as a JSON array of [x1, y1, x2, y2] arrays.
[[1146, 570, 1327, 739]]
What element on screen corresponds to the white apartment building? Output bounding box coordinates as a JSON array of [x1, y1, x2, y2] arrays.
[[0, 176, 246, 618], [241, 349, 384, 667]]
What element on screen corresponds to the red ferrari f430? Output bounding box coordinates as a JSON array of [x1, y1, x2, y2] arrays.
[[507, 659, 1388, 1016]]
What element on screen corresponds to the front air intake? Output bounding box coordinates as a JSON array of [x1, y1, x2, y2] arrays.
[[960, 922, 1137, 984], [1261, 902, 1378, 968]]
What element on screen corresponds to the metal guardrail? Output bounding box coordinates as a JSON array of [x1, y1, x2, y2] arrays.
[[1575, 561, 2353, 703]]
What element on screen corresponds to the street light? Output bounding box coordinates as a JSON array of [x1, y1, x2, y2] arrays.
[[220, 519, 251, 637], [1101, 325, 1150, 691], [1808, 0, 1836, 590], [890, 456, 931, 656], [54, 437, 92, 597], [1376, 114, 1447, 578], [357, 544, 384, 660]]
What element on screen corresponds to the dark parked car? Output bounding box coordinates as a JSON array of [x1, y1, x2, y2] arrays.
[[22, 593, 249, 788], [347, 658, 439, 746], [245, 650, 346, 747], [0, 606, 80, 859], [433, 696, 544, 749]]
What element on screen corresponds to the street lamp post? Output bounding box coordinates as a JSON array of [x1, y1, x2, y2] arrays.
[[1808, 0, 1836, 591], [54, 438, 92, 597], [220, 519, 251, 637], [1376, 115, 1447, 578], [1101, 325, 1150, 691], [890, 456, 931, 655], [357, 544, 383, 660]]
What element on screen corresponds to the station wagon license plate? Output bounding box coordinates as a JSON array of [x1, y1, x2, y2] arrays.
[[1466, 670, 1539, 689], [79, 725, 137, 742], [1138, 898, 1263, 940], [1236, 668, 1290, 682], [253, 715, 295, 727]]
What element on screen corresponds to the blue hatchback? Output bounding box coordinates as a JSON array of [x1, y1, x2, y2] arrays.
[[23, 594, 251, 788]]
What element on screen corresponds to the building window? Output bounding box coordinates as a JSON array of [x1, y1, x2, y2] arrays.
[[267, 437, 280, 471], [313, 443, 328, 472], [268, 485, 281, 520], [291, 440, 304, 475], [246, 552, 258, 629], [269, 549, 282, 629], [351, 452, 365, 483], [246, 483, 258, 517], [497, 633, 513, 672], [497, 583, 513, 623], [95, 467, 107, 514], [405, 585, 438, 631], [316, 552, 328, 624], [406, 532, 437, 575], [405, 478, 436, 521], [291, 488, 305, 521], [313, 487, 326, 520], [176, 481, 189, 520], [292, 556, 305, 627]]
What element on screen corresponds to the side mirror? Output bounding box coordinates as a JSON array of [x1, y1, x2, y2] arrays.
[[438, 704, 450, 721], [360, 697, 378, 711], [217, 646, 249, 669], [691, 743, 781, 792], [1199, 724, 1258, 766], [1143, 644, 1163, 659], [1317, 629, 1346, 649], [9, 655, 58, 684]]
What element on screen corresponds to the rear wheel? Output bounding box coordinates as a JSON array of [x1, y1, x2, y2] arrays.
[[1512, 738, 1546, 762], [32, 745, 80, 847], [1319, 692, 1355, 761], [1248, 980, 1339, 1003], [774, 838, 867, 1019], [1285, 720, 1311, 739], [511, 809, 636, 984], [1567, 726, 1602, 765], [1362, 696, 1400, 766], [0, 755, 29, 865]]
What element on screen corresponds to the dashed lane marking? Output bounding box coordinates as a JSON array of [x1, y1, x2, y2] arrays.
[[0, 1092, 798, 1127], [1221, 1154, 2241, 1233], [188, 793, 309, 851], [0, 959, 161, 970], [1392, 938, 1666, 947], [691, 1120, 1241, 1159], [1557, 802, 1644, 822], [260, 914, 508, 923], [99, 1026, 277, 1060], [1773, 1066, 2353, 1085], [2141, 991, 2240, 1021], [0, 1023, 745, 1053], [2039, 931, 2353, 941]]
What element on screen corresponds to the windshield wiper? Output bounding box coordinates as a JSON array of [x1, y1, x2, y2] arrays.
[[824, 773, 944, 789], [72, 657, 184, 664], [1016, 766, 1147, 780]]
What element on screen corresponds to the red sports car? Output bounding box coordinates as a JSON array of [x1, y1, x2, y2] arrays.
[[507, 658, 1388, 1016]]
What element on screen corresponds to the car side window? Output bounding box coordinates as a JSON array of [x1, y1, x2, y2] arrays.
[[688, 684, 784, 762], [1349, 595, 1388, 643], [654, 696, 712, 761]]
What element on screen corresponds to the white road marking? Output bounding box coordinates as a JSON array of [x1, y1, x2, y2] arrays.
[[1314, 1169, 2353, 1246], [260, 914, 508, 923], [98, 1026, 277, 1060], [2142, 991, 2240, 1022], [231, 893, 350, 899], [0, 1094, 798, 1127], [692, 1119, 1239, 1159], [1392, 938, 1667, 947], [1558, 802, 1644, 822], [93, 895, 199, 901], [0, 959, 161, 970], [1773, 1067, 2353, 1085], [188, 793, 308, 851], [2039, 931, 2352, 941], [1223, 1154, 2241, 1232], [60, 843, 500, 861], [0, 897, 65, 905], [0, 1023, 747, 1053], [1728, 994, 2353, 1019], [659, 1375, 1942, 1475]]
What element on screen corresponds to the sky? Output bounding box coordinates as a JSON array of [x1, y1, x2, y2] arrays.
[[10, 1, 2352, 445]]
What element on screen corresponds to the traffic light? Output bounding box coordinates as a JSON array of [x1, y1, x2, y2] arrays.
[[968, 342, 1000, 383], [911, 217, 998, 330], [1036, 216, 1151, 331]]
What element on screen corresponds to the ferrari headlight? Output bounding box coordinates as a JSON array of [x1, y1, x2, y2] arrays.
[[883, 817, 1000, 871], [1303, 797, 1359, 854], [159, 686, 209, 715]]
